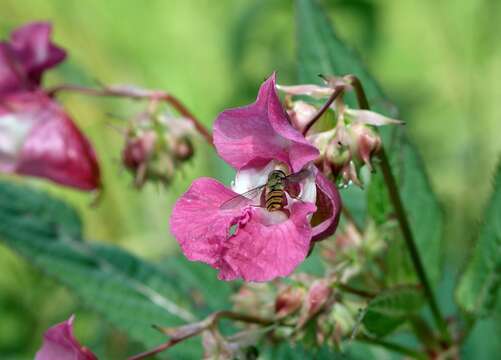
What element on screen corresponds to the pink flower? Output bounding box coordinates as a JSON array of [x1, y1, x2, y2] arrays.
[[0, 22, 100, 190], [35, 315, 98, 360], [0, 22, 66, 94], [0, 92, 100, 190], [170, 74, 341, 282]]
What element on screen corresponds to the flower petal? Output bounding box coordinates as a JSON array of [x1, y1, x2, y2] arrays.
[[0, 43, 25, 94], [10, 22, 66, 86], [213, 73, 318, 172], [170, 177, 247, 266], [0, 92, 100, 190], [346, 108, 403, 126], [35, 315, 97, 360], [219, 201, 317, 282], [276, 84, 333, 98], [310, 170, 342, 241]]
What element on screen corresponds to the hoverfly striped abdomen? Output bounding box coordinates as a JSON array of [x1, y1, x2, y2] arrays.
[[264, 170, 287, 212]]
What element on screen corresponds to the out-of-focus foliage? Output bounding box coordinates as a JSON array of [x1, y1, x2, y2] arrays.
[[1, 0, 501, 358], [0, 179, 235, 358], [456, 160, 501, 317]]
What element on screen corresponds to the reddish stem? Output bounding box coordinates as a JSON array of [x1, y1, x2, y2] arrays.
[[47, 84, 213, 145], [302, 85, 344, 135], [127, 311, 275, 360]]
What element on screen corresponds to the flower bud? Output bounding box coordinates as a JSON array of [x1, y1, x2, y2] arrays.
[[232, 283, 274, 319], [297, 279, 333, 328], [122, 130, 156, 171], [348, 123, 381, 172], [286, 100, 317, 133], [121, 113, 195, 188], [275, 286, 305, 319]]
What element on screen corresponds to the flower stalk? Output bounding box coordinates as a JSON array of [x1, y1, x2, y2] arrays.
[[47, 84, 213, 145], [127, 311, 276, 360], [344, 74, 451, 343], [302, 84, 344, 135]]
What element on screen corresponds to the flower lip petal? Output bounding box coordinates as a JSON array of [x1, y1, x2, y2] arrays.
[[213, 73, 318, 173], [219, 201, 317, 282], [170, 177, 246, 266]]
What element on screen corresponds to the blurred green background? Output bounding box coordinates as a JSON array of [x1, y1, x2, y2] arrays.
[[1, 0, 500, 358]]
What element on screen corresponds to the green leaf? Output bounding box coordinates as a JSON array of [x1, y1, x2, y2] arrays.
[[456, 162, 501, 317], [0, 180, 226, 357], [362, 287, 424, 337], [295, 0, 444, 285]]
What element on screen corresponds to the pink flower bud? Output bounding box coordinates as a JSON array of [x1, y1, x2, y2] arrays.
[[287, 100, 317, 133], [275, 286, 305, 319], [349, 124, 381, 171], [122, 130, 156, 171], [297, 279, 333, 328], [35, 315, 97, 360]]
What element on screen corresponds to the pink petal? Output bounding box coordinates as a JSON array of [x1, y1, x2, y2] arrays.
[[213, 73, 318, 172], [310, 170, 342, 242], [170, 177, 247, 266], [10, 22, 66, 86], [0, 92, 100, 190], [0, 43, 26, 94], [35, 315, 97, 360], [219, 201, 317, 282]]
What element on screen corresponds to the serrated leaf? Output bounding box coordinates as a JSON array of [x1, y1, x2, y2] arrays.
[[0, 180, 218, 357], [295, 0, 443, 285], [456, 162, 501, 317], [362, 287, 424, 337]]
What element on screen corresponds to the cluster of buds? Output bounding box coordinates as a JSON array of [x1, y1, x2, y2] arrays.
[[121, 110, 195, 188], [278, 76, 402, 187], [231, 274, 360, 351], [320, 221, 387, 283]]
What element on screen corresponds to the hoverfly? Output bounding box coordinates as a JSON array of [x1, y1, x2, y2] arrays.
[[220, 168, 311, 212]]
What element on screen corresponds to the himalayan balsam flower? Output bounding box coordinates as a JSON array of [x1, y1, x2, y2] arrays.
[[170, 74, 341, 282], [35, 315, 97, 360], [0, 22, 100, 190]]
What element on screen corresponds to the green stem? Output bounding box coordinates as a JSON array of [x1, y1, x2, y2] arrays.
[[345, 74, 451, 343], [337, 283, 376, 299], [358, 335, 426, 360]]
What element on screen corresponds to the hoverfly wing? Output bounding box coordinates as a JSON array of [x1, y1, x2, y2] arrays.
[[219, 184, 266, 210], [285, 168, 311, 185]]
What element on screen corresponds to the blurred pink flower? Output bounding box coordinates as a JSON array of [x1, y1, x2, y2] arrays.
[[35, 315, 97, 360], [0, 22, 100, 190], [0, 92, 100, 190], [0, 22, 65, 94], [170, 74, 341, 282]]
